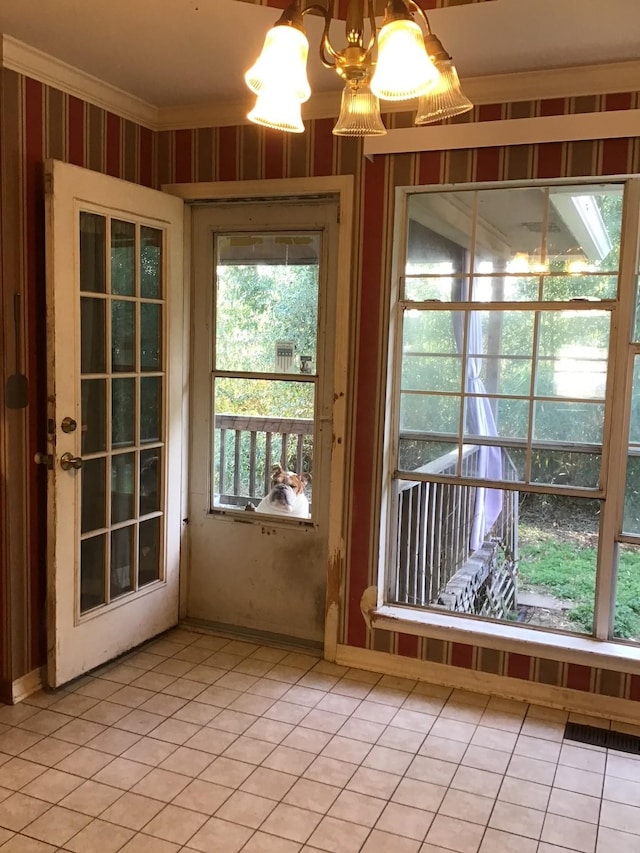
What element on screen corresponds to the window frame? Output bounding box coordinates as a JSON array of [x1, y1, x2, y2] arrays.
[[377, 176, 640, 653]]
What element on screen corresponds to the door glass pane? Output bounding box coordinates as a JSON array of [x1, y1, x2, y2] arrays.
[[111, 526, 134, 598], [111, 219, 135, 296], [139, 517, 161, 585], [81, 297, 106, 374], [213, 377, 314, 511], [111, 453, 135, 524], [141, 448, 161, 514], [623, 356, 640, 534], [112, 300, 135, 372], [81, 379, 106, 454], [140, 377, 162, 442], [140, 303, 161, 371], [140, 226, 162, 299], [215, 232, 320, 374], [80, 212, 106, 294], [615, 544, 640, 640], [112, 378, 135, 448], [81, 457, 106, 533], [80, 534, 106, 613]]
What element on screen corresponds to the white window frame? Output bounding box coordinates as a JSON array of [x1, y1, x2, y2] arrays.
[[374, 176, 640, 669]]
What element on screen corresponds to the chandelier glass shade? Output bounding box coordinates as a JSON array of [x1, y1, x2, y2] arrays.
[[245, 0, 473, 137]]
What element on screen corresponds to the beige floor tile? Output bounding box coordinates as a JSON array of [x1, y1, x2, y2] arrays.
[[489, 799, 545, 839], [142, 803, 208, 845], [548, 787, 601, 824], [18, 710, 72, 736], [462, 744, 511, 775], [184, 726, 238, 756], [321, 734, 373, 765], [208, 708, 257, 733], [53, 718, 106, 745], [157, 744, 212, 776], [607, 753, 640, 783], [0, 792, 50, 831], [199, 755, 254, 788], [47, 693, 99, 718], [130, 767, 190, 801], [514, 734, 562, 763], [93, 757, 151, 790], [375, 800, 434, 840], [240, 765, 297, 800], [479, 828, 537, 852], [58, 779, 123, 816], [554, 764, 604, 797], [221, 734, 276, 764], [0, 758, 48, 791], [604, 773, 640, 807], [450, 765, 503, 798], [263, 701, 309, 726], [19, 737, 77, 768], [173, 701, 219, 726], [424, 814, 485, 853], [0, 729, 43, 757], [131, 671, 177, 692], [260, 802, 322, 842], [55, 744, 115, 777], [117, 833, 181, 853], [302, 755, 355, 787], [137, 694, 187, 718], [406, 755, 457, 787], [184, 815, 252, 852], [506, 752, 558, 786], [299, 708, 347, 734], [88, 727, 142, 756], [352, 700, 396, 725], [0, 827, 12, 844], [21, 804, 91, 846], [596, 826, 640, 853], [429, 717, 476, 744], [244, 717, 294, 744], [80, 702, 131, 726], [560, 743, 607, 773], [306, 815, 370, 852], [99, 791, 164, 830], [497, 775, 551, 810], [284, 778, 341, 813], [121, 737, 177, 768], [107, 686, 156, 710], [172, 778, 233, 813], [392, 778, 447, 812], [438, 788, 495, 826], [228, 693, 277, 716], [62, 817, 134, 852], [364, 745, 414, 775], [161, 678, 205, 700], [20, 767, 84, 803], [214, 789, 276, 828], [247, 679, 290, 701], [541, 813, 598, 853], [470, 725, 518, 752], [0, 835, 57, 852], [418, 735, 467, 764], [145, 717, 200, 745], [241, 830, 302, 852], [347, 766, 401, 799], [600, 798, 640, 834], [362, 829, 421, 852], [328, 789, 386, 827]]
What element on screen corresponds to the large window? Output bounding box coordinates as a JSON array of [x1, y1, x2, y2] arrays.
[[383, 181, 640, 642]]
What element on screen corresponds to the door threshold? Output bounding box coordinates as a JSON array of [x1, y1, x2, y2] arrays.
[[180, 618, 324, 655]]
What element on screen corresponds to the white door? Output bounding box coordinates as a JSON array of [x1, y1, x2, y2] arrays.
[[44, 160, 184, 687], [189, 198, 341, 644]]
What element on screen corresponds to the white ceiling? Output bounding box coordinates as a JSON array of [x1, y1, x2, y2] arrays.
[[0, 0, 639, 110]]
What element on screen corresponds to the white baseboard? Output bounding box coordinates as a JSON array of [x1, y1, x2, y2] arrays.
[[10, 668, 46, 704], [336, 644, 640, 726]]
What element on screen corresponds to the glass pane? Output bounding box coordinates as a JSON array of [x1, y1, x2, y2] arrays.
[[141, 448, 161, 515], [471, 275, 539, 302], [630, 358, 640, 444], [623, 456, 640, 535], [533, 401, 604, 444], [81, 457, 106, 534], [111, 526, 134, 599], [80, 535, 106, 613], [530, 450, 602, 489], [406, 194, 471, 275], [81, 379, 106, 454], [140, 377, 162, 443], [80, 212, 106, 294], [403, 275, 467, 302], [81, 297, 106, 374], [547, 186, 622, 274], [215, 232, 320, 374], [398, 440, 458, 473], [111, 219, 135, 296], [402, 355, 462, 393], [112, 300, 135, 372], [474, 186, 549, 274], [139, 517, 161, 586], [465, 397, 529, 440], [614, 544, 640, 640], [213, 378, 314, 509], [140, 226, 163, 299], [112, 378, 135, 448], [403, 310, 458, 358], [400, 393, 459, 435], [140, 303, 162, 371], [543, 274, 617, 301], [536, 311, 609, 398], [111, 452, 135, 524]]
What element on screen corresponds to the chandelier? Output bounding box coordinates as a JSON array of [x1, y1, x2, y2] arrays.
[[245, 0, 473, 137]]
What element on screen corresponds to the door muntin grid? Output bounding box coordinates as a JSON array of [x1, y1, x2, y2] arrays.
[[78, 210, 166, 616]]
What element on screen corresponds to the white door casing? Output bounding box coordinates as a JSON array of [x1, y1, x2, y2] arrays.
[[44, 159, 184, 687]]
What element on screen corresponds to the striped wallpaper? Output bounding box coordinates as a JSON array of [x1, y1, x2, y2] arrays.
[[1, 63, 640, 706]]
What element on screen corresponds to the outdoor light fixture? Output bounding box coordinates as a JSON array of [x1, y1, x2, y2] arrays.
[[245, 0, 473, 137]]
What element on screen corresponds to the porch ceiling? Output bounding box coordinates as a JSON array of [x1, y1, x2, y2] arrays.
[[0, 0, 639, 111]]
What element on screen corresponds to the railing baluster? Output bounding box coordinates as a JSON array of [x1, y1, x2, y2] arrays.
[[234, 431, 241, 496], [265, 433, 273, 494], [296, 434, 304, 473], [219, 428, 227, 495], [249, 431, 257, 497]]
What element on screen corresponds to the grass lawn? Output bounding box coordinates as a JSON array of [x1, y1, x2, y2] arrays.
[[519, 524, 640, 639]]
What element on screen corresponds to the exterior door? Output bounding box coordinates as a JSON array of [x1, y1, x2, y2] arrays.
[[44, 160, 184, 687], [189, 198, 341, 644]]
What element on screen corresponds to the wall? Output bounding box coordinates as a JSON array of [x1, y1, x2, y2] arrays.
[[2, 61, 640, 708]]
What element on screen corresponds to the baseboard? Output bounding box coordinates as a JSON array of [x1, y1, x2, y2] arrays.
[[0, 667, 46, 705], [180, 618, 324, 655], [336, 644, 640, 727]]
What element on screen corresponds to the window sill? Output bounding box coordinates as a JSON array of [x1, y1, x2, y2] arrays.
[[364, 594, 640, 674]]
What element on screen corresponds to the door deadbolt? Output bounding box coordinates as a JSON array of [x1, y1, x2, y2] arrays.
[[61, 417, 77, 433], [60, 452, 82, 471]]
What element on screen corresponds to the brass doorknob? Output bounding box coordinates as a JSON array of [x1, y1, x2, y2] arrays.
[[60, 452, 82, 471]]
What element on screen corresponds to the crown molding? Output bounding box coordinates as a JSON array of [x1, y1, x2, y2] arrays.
[[2, 34, 640, 132], [1, 34, 159, 128]]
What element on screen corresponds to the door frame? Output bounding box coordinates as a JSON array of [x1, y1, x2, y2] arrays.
[[164, 176, 354, 660]]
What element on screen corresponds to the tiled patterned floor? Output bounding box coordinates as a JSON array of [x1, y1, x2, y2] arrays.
[[0, 629, 639, 852]]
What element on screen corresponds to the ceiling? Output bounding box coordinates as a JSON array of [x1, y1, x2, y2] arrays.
[[0, 0, 639, 112]]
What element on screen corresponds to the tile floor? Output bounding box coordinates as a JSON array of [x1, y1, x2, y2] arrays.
[[0, 628, 639, 852]]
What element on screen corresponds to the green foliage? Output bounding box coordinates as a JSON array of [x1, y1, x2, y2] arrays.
[[519, 529, 640, 639]]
